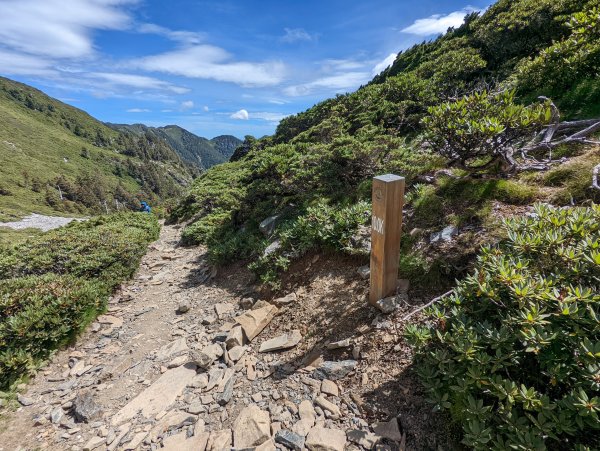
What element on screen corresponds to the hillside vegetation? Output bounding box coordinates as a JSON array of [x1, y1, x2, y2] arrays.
[[106, 123, 241, 171], [170, 0, 600, 447], [0, 77, 193, 221], [0, 213, 159, 390]]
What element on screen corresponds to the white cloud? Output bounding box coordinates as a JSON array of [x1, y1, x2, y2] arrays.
[[0, 0, 134, 59], [133, 45, 286, 87], [180, 100, 194, 110], [401, 7, 481, 36], [251, 112, 289, 122], [126, 108, 151, 113], [371, 53, 397, 76], [92, 72, 189, 94], [284, 72, 370, 97], [137, 23, 205, 45], [203, 105, 210, 112], [0, 49, 57, 76], [281, 28, 318, 43], [230, 109, 249, 120]]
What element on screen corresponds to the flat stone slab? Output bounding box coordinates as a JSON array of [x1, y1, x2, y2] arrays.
[[111, 363, 197, 425], [156, 337, 188, 361], [235, 305, 278, 342], [162, 430, 209, 451], [259, 330, 302, 352]]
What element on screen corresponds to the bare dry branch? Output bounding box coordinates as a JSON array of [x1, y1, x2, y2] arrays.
[[592, 164, 600, 191], [400, 290, 454, 322]]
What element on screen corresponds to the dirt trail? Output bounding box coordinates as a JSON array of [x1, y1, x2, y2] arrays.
[[0, 223, 444, 451]]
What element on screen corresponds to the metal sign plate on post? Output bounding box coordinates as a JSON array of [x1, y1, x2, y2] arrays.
[[369, 174, 405, 304]]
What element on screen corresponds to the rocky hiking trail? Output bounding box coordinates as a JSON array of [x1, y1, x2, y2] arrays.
[[0, 223, 448, 451]]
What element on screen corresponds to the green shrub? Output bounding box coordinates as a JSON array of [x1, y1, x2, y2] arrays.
[[0, 213, 159, 288], [0, 275, 106, 388], [423, 90, 551, 172], [0, 212, 159, 389], [406, 203, 600, 449]]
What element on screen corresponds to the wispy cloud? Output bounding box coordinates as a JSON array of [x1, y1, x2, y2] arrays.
[[127, 108, 151, 113], [180, 100, 194, 111], [371, 53, 397, 76], [0, 0, 134, 59], [92, 72, 189, 94], [281, 28, 319, 43], [401, 6, 481, 36], [133, 45, 286, 87], [137, 23, 205, 45], [230, 109, 249, 120], [251, 111, 289, 123]]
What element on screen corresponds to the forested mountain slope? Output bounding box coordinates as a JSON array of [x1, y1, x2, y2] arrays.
[[106, 123, 241, 171], [0, 77, 193, 220], [169, 1, 600, 448]]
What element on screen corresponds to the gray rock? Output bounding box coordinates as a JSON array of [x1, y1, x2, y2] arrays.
[[187, 402, 205, 415], [259, 330, 302, 353], [239, 297, 255, 309], [215, 375, 236, 406], [212, 331, 229, 343], [190, 344, 223, 369], [326, 339, 351, 350], [72, 391, 102, 423], [272, 293, 297, 306], [177, 300, 190, 314], [17, 393, 34, 406], [202, 315, 217, 325], [263, 240, 281, 257], [430, 225, 458, 243], [51, 407, 64, 424], [259, 215, 280, 237], [375, 297, 400, 314], [373, 418, 402, 442], [313, 360, 357, 380], [357, 266, 370, 279], [275, 429, 305, 451]]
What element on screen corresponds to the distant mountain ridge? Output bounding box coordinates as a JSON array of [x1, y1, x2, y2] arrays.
[[106, 123, 241, 170]]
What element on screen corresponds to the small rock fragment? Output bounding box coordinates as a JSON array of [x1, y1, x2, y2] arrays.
[[305, 427, 347, 451], [313, 360, 357, 380], [233, 405, 271, 448], [275, 429, 305, 451], [259, 330, 302, 353], [320, 379, 339, 397], [72, 391, 102, 423]]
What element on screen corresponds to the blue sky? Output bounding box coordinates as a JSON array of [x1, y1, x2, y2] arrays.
[[0, 0, 490, 138]]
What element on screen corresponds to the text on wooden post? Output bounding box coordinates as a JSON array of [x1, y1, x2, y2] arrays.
[[369, 174, 405, 304]]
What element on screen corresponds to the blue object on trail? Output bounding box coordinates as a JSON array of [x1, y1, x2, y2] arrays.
[[140, 201, 151, 213]]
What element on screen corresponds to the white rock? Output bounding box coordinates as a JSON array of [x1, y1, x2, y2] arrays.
[[83, 436, 105, 451], [305, 427, 347, 451], [233, 405, 271, 448], [156, 338, 188, 361], [259, 330, 302, 352]]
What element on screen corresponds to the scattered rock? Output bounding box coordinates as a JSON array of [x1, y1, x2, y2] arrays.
[[72, 392, 102, 423], [214, 302, 235, 319], [162, 430, 210, 451], [305, 427, 347, 451], [51, 407, 64, 424], [83, 436, 105, 450], [320, 379, 339, 397], [357, 265, 370, 279], [272, 292, 297, 306], [373, 418, 402, 442], [326, 339, 351, 350], [375, 296, 401, 314], [239, 297, 255, 309], [315, 395, 341, 417], [347, 429, 380, 449], [256, 438, 277, 451], [233, 405, 271, 448], [225, 325, 245, 349], [299, 400, 316, 423], [187, 402, 205, 415], [263, 240, 281, 257], [167, 355, 189, 368], [97, 315, 123, 328], [259, 330, 302, 352], [259, 215, 280, 237], [17, 394, 34, 406], [430, 225, 458, 243], [275, 429, 305, 451], [177, 300, 190, 314], [111, 364, 197, 426], [228, 345, 246, 362], [235, 304, 279, 342], [124, 431, 147, 450], [215, 374, 236, 406], [207, 429, 232, 450], [156, 337, 188, 361], [191, 343, 224, 369], [313, 360, 357, 380], [396, 279, 410, 293]]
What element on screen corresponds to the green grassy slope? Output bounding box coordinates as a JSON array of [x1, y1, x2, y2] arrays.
[[0, 77, 193, 220]]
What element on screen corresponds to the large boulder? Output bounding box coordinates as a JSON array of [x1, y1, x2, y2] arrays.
[[233, 405, 271, 448]]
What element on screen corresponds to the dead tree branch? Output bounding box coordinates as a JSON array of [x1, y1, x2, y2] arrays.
[[592, 164, 600, 191]]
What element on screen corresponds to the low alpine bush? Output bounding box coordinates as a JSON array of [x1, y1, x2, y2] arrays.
[[406, 203, 600, 450]]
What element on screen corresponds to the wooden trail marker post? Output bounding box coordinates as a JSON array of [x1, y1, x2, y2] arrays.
[[369, 174, 405, 305]]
